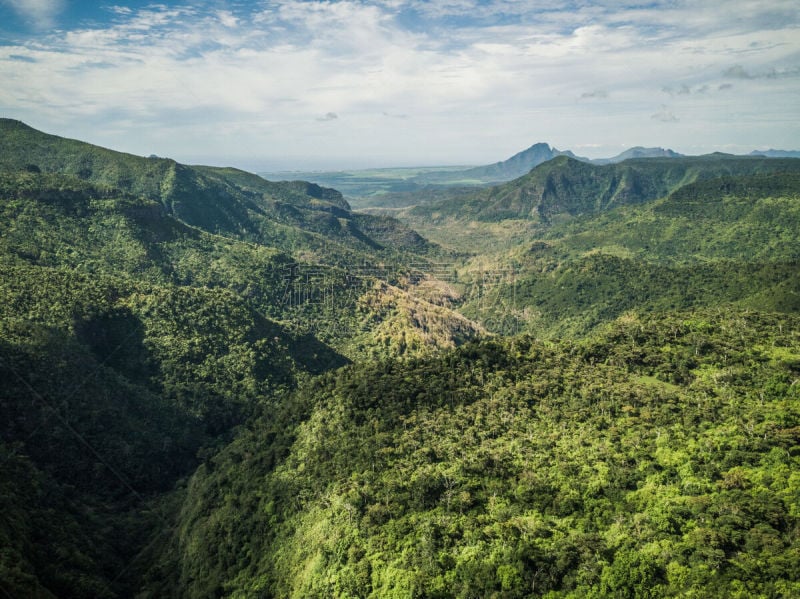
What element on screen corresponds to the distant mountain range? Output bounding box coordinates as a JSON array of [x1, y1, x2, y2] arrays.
[[426, 143, 800, 179], [749, 149, 800, 158], [269, 143, 799, 204], [404, 153, 800, 224], [413, 143, 580, 184], [591, 146, 684, 165], [419, 143, 800, 184], [417, 144, 690, 183]]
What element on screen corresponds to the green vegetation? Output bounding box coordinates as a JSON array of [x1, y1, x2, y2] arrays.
[[400, 155, 800, 248], [1, 121, 799, 597], [0, 123, 477, 597], [146, 311, 800, 598], [448, 171, 800, 337], [0, 118, 438, 267]]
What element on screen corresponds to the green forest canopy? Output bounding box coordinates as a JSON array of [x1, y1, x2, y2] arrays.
[[0, 120, 799, 598]]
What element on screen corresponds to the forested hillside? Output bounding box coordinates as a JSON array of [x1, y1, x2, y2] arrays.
[[0, 119, 435, 265], [0, 123, 480, 597], [447, 171, 800, 337], [145, 310, 800, 598], [0, 175, 341, 596], [1, 122, 799, 598], [403, 154, 800, 227]]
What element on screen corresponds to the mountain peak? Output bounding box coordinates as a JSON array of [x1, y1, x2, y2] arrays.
[[0, 118, 38, 132], [456, 142, 574, 182], [592, 146, 683, 165], [520, 142, 553, 153], [749, 149, 800, 158]]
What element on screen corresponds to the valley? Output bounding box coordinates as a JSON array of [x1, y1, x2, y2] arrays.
[[1, 119, 799, 598]]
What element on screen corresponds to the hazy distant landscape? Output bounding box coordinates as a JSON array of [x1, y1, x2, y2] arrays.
[[264, 144, 800, 209], [2, 1, 800, 598]]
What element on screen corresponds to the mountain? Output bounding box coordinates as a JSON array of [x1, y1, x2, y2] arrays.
[[263, 144, 797, 210], [0, 118, 434, 264], [262, 143, 582, 206], [592, 146, 683, 164], [405, 154, 800, 226], [0, 123, 486, 597], [414, 142, 582, 184], [750, 149, 800, 158], [398, 161, 800, 338], [0, 167, 354, 596], [258, 145, 688, 210], [2, 120, 800, 598], [459, 172, 800, 338], [145, 309, 800, 598], [412, 144, 689, 182]]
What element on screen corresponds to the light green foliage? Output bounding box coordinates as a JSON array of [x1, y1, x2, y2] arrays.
[[154, 311, 800, 598], [2, 120, 800, 598], [0, 118, 439, 266], [406, 155, 800, 225], [444, 171, 800, 337]]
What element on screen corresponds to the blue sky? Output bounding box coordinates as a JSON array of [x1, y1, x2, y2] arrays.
[[1, 1, 798, 170]]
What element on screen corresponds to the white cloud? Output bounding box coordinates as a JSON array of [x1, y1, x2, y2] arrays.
[[217, 10, 238, 28], [1, 0, 64, 29], [581, 90, 608, 100], [651, 106, 679, 123], [0, 1, 798, 167], [109, 6, 132, 16]]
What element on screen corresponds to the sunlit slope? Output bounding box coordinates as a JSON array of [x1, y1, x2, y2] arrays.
[[452, 172, 800, 337], [405, 154, 800, 227], [0, 118, 437, 264], [0, 143, 483, 597], [148, 310, 800, 598]]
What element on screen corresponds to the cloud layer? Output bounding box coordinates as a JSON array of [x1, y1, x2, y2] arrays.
[[1, 0, 798, 168], [1, 0, 64, 29]]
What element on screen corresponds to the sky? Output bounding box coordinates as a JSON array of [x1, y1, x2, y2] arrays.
[[0, 1, 798, 171]]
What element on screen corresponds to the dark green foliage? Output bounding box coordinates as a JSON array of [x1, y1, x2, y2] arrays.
[[0, 253, 345, 596], [464, 256, 800, 338], [662, 171, 800, 209], [150, 310, 800, 598], [0, 118, 439, 265], [0, 166, 335, 596], [0, 169, 460, 359], [553, 175, 800, 263], [449, 171, 800, 337], [3, 120, 800, 598], [407, 154, 800, 224], [0, 124, 477, 597], [0, 319, 202, 598]]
